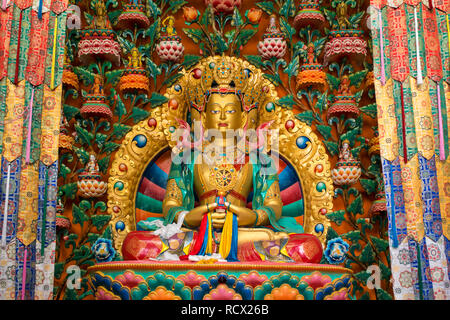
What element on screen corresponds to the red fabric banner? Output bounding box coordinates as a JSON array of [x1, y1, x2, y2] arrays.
[[14, 0, 32, 9], [422, 5, 443, 81], [0, 7, 13, 80], [388, 5, 410, 82], [25, 10, 50, 86]]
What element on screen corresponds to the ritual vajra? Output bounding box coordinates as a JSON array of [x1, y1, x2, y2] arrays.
[[0, 0, 449, 302]]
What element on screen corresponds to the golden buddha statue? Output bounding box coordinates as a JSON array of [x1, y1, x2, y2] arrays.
[[121, 56, 324, 263]]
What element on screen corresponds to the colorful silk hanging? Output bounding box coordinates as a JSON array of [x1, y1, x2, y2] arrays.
[[0, 0, 68, 300], [371, 1, 450, 300]]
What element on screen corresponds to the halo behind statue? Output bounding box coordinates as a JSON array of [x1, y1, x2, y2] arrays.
[[107, 56, 334, 253]]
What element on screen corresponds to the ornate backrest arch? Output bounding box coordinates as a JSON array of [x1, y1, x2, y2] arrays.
[[107, 56, 334, 252]]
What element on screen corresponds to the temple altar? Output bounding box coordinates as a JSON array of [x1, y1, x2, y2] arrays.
[[4, 0, 450, 301], [56, 0, 395, 300]]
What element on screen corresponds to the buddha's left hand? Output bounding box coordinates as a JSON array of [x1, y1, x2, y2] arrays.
[[225, 202, 257, 227]]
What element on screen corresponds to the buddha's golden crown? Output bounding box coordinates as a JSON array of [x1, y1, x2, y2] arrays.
[[184, 56, 268, 113]]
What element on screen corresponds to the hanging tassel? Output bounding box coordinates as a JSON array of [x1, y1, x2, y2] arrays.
[[14, 9, 23, 85], [378, 9, 386, 85], [428, 0, 433, 9], [40, 168, 49, 258], [414, 7, 423, 85], [21, 248, 27, 300], [205, 212, 213, 255], [197, 213, 212, 256], [1, 163, 11, 248], [219, 211, 238, 261], [229, 213, 238, 261], [189, 214, 208, 255], [416, 244, 424, 300], [219, 211, 233, 259], [400, 83, 408, 163], [1, 0, 7, 11], [38, 0, 43, 20], [437, 83, 445, 161], [50, 16, 58, 90], [25, 88, 35, 164]]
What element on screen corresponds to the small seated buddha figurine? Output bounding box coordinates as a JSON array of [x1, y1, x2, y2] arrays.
[[127, 47, 143, 69], [339, 140, 351, 161], [123, 57, 323, 263], [86, 154, 100, 173], [90, 74, 104, 95], [162, 16, 177, 37], [90, 0, 111, 29], [336, 0, 351, 30], [338, 75, 352, 96]]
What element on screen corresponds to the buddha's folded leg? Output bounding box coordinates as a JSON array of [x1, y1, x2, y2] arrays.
[[122, 231, 322, 263], [122, 231, 195, 260], [237, 233, 323, 264]]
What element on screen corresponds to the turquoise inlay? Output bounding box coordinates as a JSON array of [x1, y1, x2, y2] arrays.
[[114, 181, 124, 191], [316, 182, 326, 192]]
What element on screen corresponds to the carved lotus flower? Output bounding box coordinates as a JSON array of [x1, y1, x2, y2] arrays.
[[264, 284, 304, 300], [238, 271, 268, 288], [258, 36, 287, 59], [143, 286, 181, 300], [331, 160, 362, 186], [204, 0, 241, 14], [301, 272, 332, 291], [115, 271, 145, 289], [176, 271, 206, 290], [77, 177, 107, 198], [324, 287, 349, 300], [247, 8, 262, 24], [156, 37, 184, 63], [183, 6, 199, 24], [203, 284, 242, 300], [95, 287, 121, 300]]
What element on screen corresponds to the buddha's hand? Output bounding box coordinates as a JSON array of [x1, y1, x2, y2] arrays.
[[184, 203, 218, 228], [225, 202, 257, 227]]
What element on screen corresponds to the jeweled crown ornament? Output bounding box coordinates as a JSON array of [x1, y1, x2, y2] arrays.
[[185, 56, 267, 116]]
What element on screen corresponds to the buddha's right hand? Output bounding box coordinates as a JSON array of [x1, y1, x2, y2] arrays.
[[184, 203, 218, 227]]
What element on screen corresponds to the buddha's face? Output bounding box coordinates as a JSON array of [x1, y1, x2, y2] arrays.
[[203, 93, 243, 132]]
